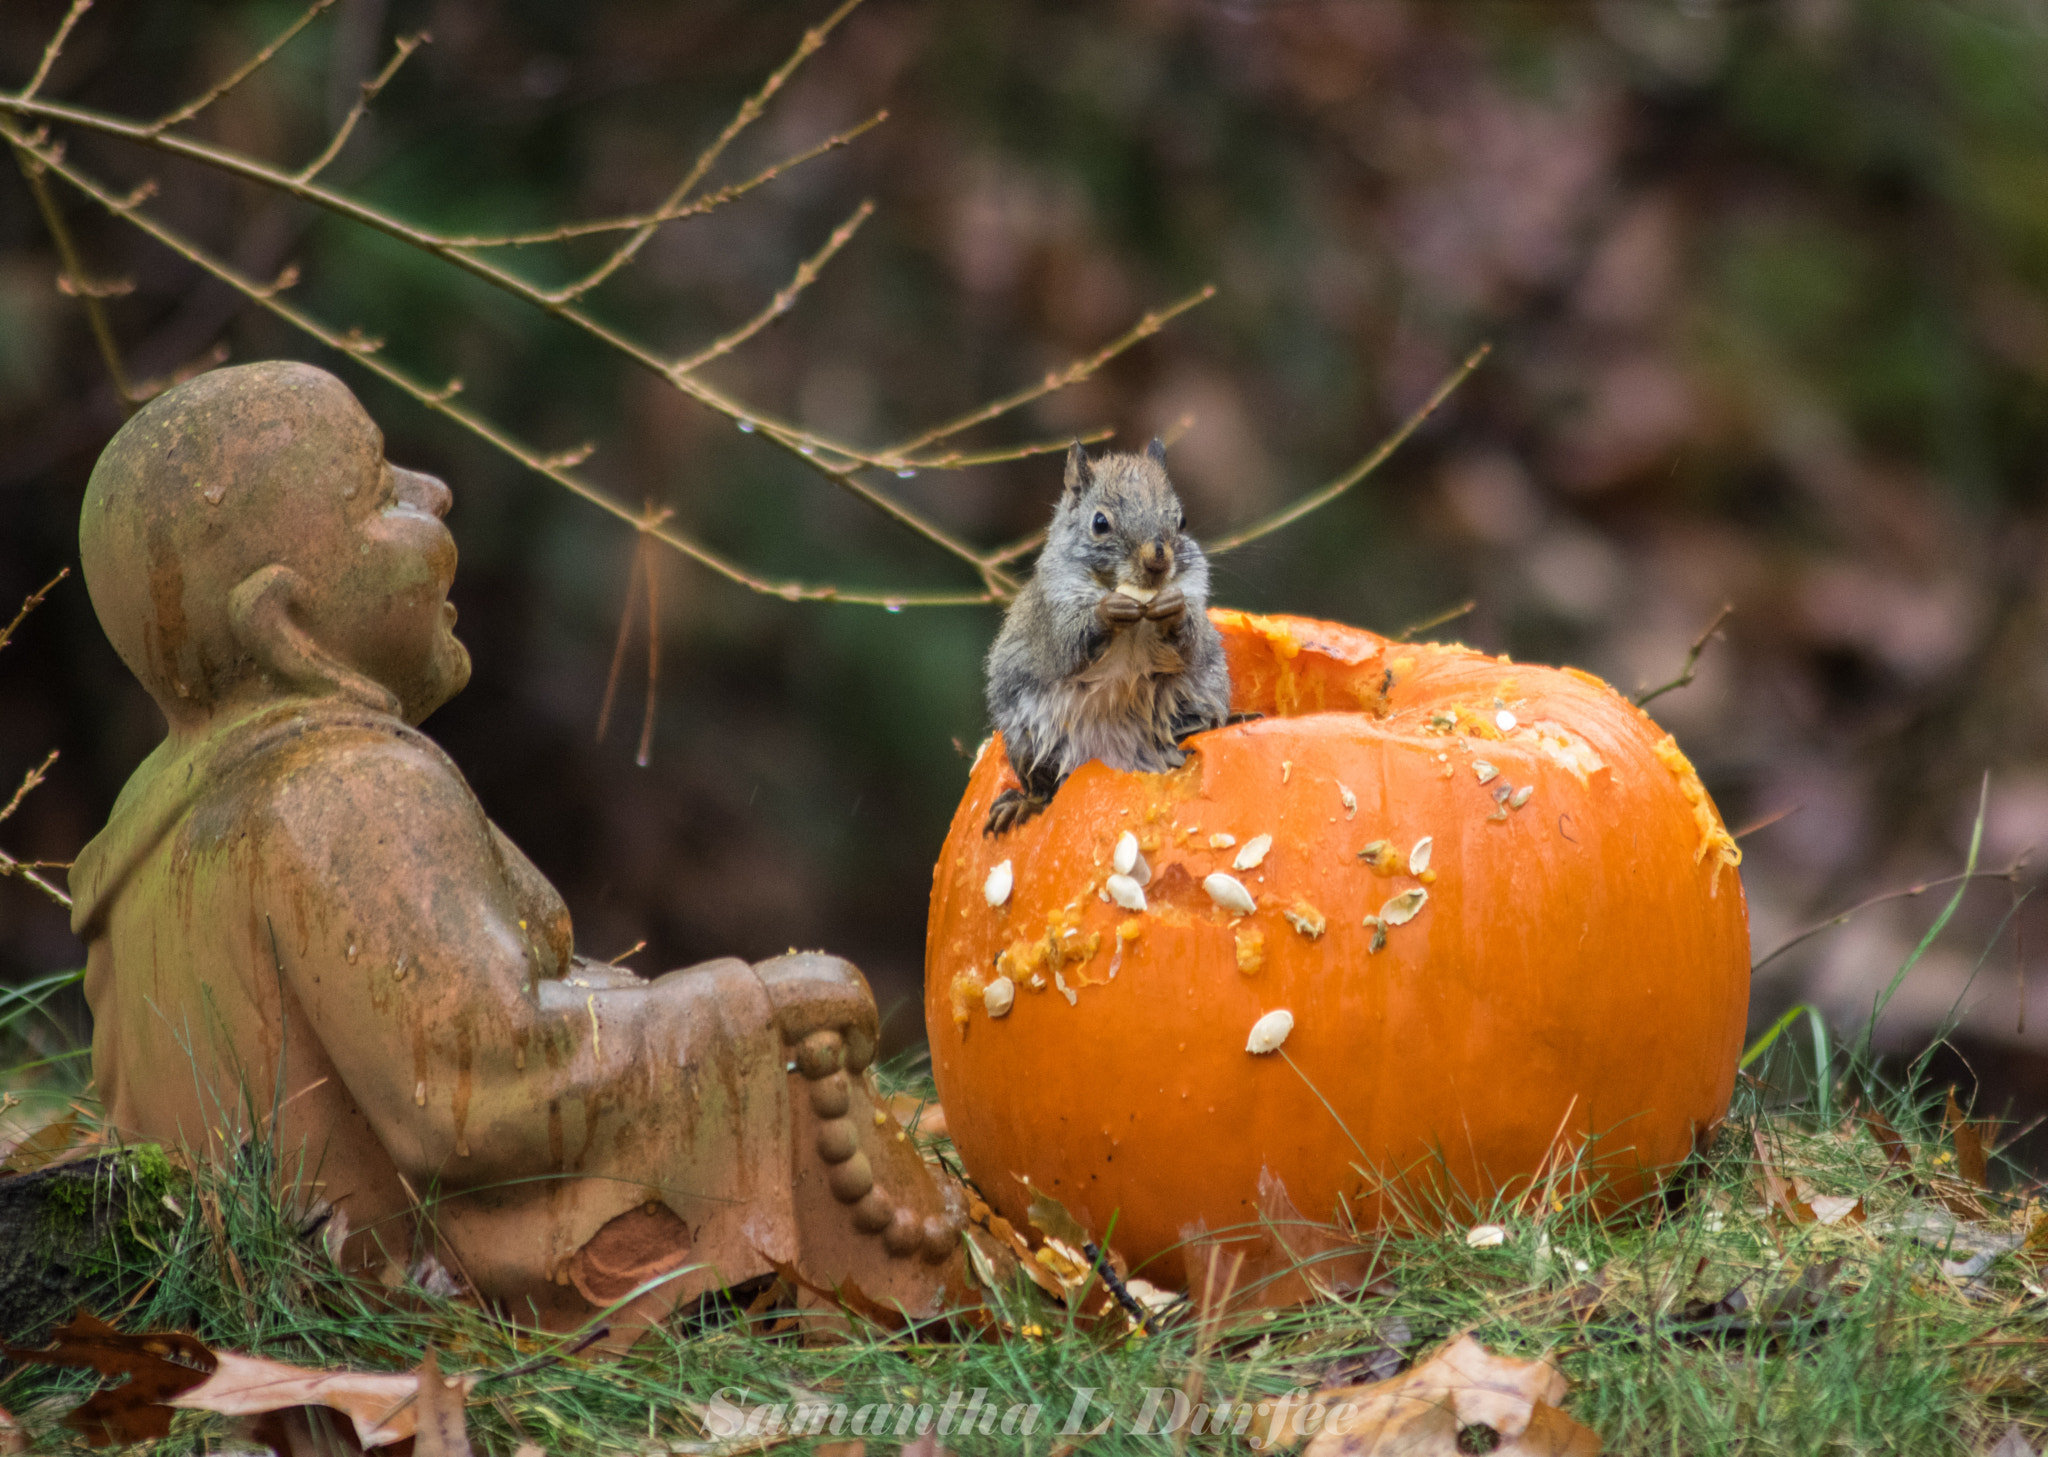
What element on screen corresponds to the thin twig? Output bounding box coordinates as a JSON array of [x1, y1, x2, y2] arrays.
[[1751, 862, 2029, 976], [8, 143, 137, 409], [1635, 602, 1733, 707], [1, 118, 991, 608], [0, 569, 68, 653], [551, 0, 865, 302], [1394, 598, 1475, 643], [0, 87, 1195, 526], [0, 852, 73, 909], [447, 112, 886, 247], [669, 200, 873, 374], [595, 536, 649, 744], [145, 0, 340, 135], [883, 286, 1217, 457], [1207, 342, 1490, 555], [294, 29, 430, 185], [0, 749, 71, 910], [0, 752, 57, 828], [21, 0, 92, 102]]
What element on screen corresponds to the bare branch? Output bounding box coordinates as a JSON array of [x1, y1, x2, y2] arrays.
[[1394, 599, 1475, 643], [1208, 342, 1490, 556], [446, 112, 887, 248], [881, 286, 1217, 459], [0, 752, 57, 828], [2, 118, 993, 609], [146, 0, 339, 136], [0, 849, 71, 909], [897, 427, 1114, 472], [7, 142, 136, 409], [551, 0, 866, 303], [669, 200, 873, 374], [0, 753, 69, 909], [295, 30, 431, 185], [0, 569, 69, 655], [21, 0, 92, 102], [1635, 602, 1734, 708]]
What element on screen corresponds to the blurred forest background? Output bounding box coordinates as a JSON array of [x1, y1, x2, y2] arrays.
[[5, 0, 2048, 1150]]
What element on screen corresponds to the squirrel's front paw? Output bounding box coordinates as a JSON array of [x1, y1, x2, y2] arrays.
[[1095, 592, 1145, 630], [1143, 587, 1186, 628], [985, 787, 1050, 836]]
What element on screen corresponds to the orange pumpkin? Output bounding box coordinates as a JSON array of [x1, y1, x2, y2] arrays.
[[925, 610, 1748, 1291]]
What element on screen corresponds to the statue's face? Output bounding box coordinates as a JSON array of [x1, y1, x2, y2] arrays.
[[308, 433, 472, 724]]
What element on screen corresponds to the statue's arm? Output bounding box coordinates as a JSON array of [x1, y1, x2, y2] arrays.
[[260, 737, 660, 1185]]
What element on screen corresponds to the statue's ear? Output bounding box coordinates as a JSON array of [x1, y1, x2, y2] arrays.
[[1146, 436, 1167, 464], [228, 564, 399, 715], [1063, 441, 1092, 497]]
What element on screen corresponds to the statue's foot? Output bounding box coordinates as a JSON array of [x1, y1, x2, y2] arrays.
[[783, 1023, 971, 1320]]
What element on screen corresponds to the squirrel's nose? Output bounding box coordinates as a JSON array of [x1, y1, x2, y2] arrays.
[[1139, 539, 1172, 579]]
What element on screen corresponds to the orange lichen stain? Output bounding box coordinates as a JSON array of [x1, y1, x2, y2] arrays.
[[1653, 733, 1741, 892], [1235, 927, 1266, 976]]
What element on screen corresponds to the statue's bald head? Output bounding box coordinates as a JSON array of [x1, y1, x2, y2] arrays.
[[82, 361, 468, 726]]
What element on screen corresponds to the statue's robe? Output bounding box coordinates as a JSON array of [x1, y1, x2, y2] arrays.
[[72, 698, 948, 1331]]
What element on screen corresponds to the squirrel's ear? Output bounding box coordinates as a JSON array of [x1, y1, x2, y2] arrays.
[[1063, 441, 1092, 496], [1146, 436, 1167, 464]]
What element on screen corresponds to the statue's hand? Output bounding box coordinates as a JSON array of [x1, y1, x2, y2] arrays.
[[753, 952, 881, 1073]]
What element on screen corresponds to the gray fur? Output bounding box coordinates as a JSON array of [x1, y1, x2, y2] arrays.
[[984, 442, 1231, 831]]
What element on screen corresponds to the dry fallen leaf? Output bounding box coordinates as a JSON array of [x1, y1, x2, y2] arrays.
[[0, 1405, 25, 1455], [1861, 1108, 1910, 1170], [5, 1311, 476, 1450], [1984, 1423, 2037, 1457], [412, 1347, 473, 1457], [1946, 1088, 1990, 1188], [1262, 1334, 1600, 1456], [3, 1310, 215, 1446], [1753, 1131, 1815, 1224]]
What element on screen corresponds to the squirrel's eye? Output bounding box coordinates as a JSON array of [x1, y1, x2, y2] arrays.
[[1176, 510, 1186, 531], [1092, 512, 1110, 535]]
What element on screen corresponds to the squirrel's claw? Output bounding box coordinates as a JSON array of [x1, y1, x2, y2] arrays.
[[1143, 587, 1186, 626], [1095, 592, 1145, 629], [985, 787, 1051, 836]]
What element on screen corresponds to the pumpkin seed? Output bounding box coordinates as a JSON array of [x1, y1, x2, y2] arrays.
[[1112, 830, 1152, 885], [1234, 834, 1273, 872], [984, 976, 1016, 1018], [1409, 836, 1434, 875], [1474, 761, 1499, 784], [1510, 784, 1535, 809], [1496, 709, 1517, 732], [1245, 1009, 1294, 1055], [1209, 832, 1237, 849], [1379, 887, 1428, 925], [1466, 1223, 1507, 1249], [1357, 839, 1391, 867], [1204, 872, 1257, 915], [984, 859, 1013, 907], [1338, 783, 1357, 817], [1364, 916, 1388, 954], [1106, 873, 1148, 912]]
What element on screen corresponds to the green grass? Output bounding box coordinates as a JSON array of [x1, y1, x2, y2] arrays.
[[1, 1047, 2045, 1456]]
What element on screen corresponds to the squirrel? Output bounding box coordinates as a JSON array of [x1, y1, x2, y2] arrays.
[[983, 438, 1232, 835]]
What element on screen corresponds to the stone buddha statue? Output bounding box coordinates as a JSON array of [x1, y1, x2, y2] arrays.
[[68, 360, 965, 1337]]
